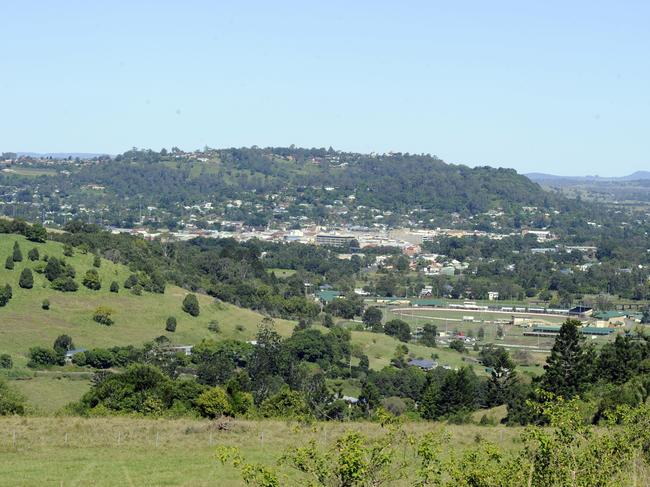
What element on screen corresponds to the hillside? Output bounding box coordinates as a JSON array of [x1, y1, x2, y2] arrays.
[[0, 235, 295, 367], [1, 147, 572, 231]]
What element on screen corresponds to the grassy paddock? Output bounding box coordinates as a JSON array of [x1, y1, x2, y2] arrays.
[[0, 416, 522, 486]]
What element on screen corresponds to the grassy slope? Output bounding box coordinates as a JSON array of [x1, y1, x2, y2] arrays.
[[0, 416, 524, 487], [0, 235, 295, 369]]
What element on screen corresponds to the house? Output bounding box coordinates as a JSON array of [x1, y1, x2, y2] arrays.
[[170, 345, 193, 356], [64, 348, 87, 362], [408, 359, 438, 371], [487, 291, 499, 301]]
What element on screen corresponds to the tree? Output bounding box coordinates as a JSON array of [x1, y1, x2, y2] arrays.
[[27, 346, 62, 367], [641, 307, 650, 324], [449, 339, 466, 354], [0, 378, 25, 415], [420, 323, 437, 347], [28, 247, 39, 261], [12, 241, 22, 262], [51, 277, 78, 292], [93, 254, 101, 268], [63, 244, 74, 257], [322, 313, 334, 328], [182, 293, 200, 317], [484, 347, 518, 407], [477, 327, 485, 340], [110, 281, 119, 293], [53, 335, 74, 354], [25, 223, 47, 243], [4, 256, 13, 270], [82, 269, 101, 290], [384, 319, 411, 342], [539, 319, 593, 398], [0, 354, 12, 369], [362, 307, 383, 330], [93, 306, 115, 326], [19, 268, 33, 289], [44, 257, 64, 281], [196, 386, 233, 418], [0, 285, 12, 307], [166, 316, 177, 332], [124, 274, 138, 289]]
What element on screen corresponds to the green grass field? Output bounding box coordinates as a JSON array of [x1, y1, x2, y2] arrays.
[[0, 416, 523, 486]]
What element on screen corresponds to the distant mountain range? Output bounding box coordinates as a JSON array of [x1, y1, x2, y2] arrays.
[[526, 171, 650, 183]]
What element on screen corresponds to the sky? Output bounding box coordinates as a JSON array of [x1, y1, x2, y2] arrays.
[[1, 1, 649, 176]]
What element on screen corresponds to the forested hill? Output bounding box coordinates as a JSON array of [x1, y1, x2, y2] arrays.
[[108, 147, 554, 214], [3, 146, 589, 229]]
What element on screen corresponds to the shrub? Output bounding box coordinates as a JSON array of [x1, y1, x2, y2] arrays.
[[51, 277, 78, 292], [0, 285, 12, 307], [28, 247, 39, 261], [124, 274, 138, 289], [130, 284, 143, 295], [53, 334, 75, 354], [82, 269, 101, 290], [12, 241, 22, 262], [63, 244, 74, 257], [166, 316, 177, 332], [33, 261, 46, 273], [19, 268, 33, 289], [93, 306, 115, 326], [260, 387, 309, 419], [42, 299, 50, 310], [110, 281, 119, 293], [27, 346, 62, 368], [0, 354, 12, 369], [4, 256, 14, 270], [93, 254, 101, 268], [208, 320, 220, 333], [449, 339, 467, 354], [182, 293, 200, 317], [0, 379, 25, 415], [195, 386, 232, 418]]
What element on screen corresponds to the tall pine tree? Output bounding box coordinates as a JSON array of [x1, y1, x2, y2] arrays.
[[539, 319, 593, 398]]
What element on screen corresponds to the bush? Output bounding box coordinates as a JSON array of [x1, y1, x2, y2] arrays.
[[51, 277, 78, 292], [12, 241, 22, 262], [0, 285, 12, 307], [28, 247, 39, 261], [130, 284, 143, 296], [42, 299, 50, 310], [0, 379, 25, 415], [33, 261, 46, 274], [19, 268, 33, 289], [124, 274, 138, 289], [82, 269, 101, 290], [195, 386, 232, 418], [260, 387, 309, 419], [93, 306, 115, 326], [449, 339, 467, 354], [4, 256, 14, 270], [63, 244, 74, 257], [166, 316, 177, 332], [109, 281, 119, 293], [53, 334, 74, 354], [0, 354, 12, 369], [27, 346, 62, 368], [93, 254, 101, 268], [208, 320, 220, 333], [182, 294, 200, 317]]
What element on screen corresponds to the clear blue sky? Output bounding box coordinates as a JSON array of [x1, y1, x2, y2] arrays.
[[1, 1, 648, 176]]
